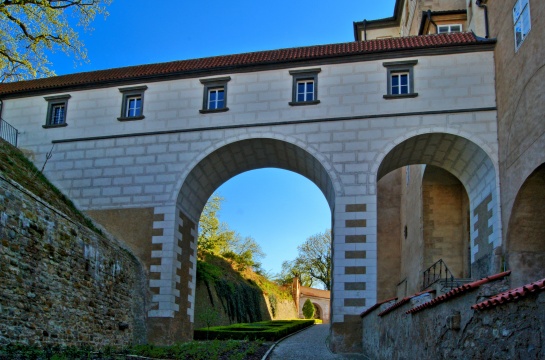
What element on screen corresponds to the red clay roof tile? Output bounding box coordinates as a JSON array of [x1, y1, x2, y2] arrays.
[[0, 32, 492, 97], [360, 296, 398, 318], [406, 271, 511, 315], [472, 277, 545, 310], [378, 289, 435, 317]]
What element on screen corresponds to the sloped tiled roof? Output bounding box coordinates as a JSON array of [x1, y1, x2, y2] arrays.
[[378, 289, 435, 317], [406, 271, 511, 315], [0, 32, 493, 97], [472, 277, 545, 310], [360, 296, 398, 318]]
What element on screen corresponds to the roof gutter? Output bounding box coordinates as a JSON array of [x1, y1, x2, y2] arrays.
[[476, 0, 490, 39]]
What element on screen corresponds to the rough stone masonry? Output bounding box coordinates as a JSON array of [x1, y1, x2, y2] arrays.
[[0, 174, 147, 347]]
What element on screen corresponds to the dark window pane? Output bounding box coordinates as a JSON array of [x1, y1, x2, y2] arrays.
[[52, 104, 65, 124], [392, 76, 399, 86], [400, 74, 408, 86]]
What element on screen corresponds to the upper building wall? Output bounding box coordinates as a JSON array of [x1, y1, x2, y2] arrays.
[[486, 0, 545, 238], [355, 0, 488, 40], [1, 50, 496, 150]]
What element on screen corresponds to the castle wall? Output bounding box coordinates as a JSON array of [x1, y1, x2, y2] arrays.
[[0, 175, 147, 347]]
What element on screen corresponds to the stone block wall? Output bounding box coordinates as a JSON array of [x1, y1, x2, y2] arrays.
[[0, 175, 147, 347], [361, 277, 545, 359]]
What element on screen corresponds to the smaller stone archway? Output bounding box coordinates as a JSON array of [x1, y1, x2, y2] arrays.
[[299, 289, 331, 324], [506, 163, 545, 287], [313, 303, 323, 320], [376, 132, 500, 298]]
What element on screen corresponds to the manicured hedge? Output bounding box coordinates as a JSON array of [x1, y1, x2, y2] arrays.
[[194, 319, 314, 341]]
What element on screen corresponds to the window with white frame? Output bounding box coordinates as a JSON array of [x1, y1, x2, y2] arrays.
[[43, 94, 70, 128], [437, 24, 462, 34], [383, 60, 418, 99], [51, 104, 66, 124], [200, 76, 230, 113], [296, 79, 315, 102], [513, 0, 531, 52], [391, 72, 410, 95], [207, 87, 225, 110], [289, 68, 321, 106], [118, 85, 147, 121], [125, 95, 142, 117]]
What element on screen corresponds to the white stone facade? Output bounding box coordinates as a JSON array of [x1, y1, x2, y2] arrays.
[[2, 49, 499, 348]]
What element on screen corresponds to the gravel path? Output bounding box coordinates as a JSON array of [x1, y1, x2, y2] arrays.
[[266, 324, 369, 360]]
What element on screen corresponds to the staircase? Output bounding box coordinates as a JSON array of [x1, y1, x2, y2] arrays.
[[422, 259, 472, 292]]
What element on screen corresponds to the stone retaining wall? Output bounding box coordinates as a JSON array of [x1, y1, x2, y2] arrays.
[[0, 175, 148, 347], [361, 278, 545, 359]]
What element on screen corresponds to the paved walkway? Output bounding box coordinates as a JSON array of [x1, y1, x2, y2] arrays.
[[267, 324, 370, 360]]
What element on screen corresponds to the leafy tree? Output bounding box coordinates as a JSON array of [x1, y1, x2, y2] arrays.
[[198, 194, 236, 254], [302, 298, 315, 319], [229, 235, 265, 271], [276, 258, 315, 288], [198, 194, 265, 271], [0, 0, 111, 82], [276, 229, 332, 290], [197, 307, 219, 340]]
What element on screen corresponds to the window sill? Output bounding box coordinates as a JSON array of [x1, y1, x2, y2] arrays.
[[288, 100, 321, 106], [199, 107, 229, 114], [42, 123, 68, 129], [383, 93, 418, 100], [118, 115, 145, 121]]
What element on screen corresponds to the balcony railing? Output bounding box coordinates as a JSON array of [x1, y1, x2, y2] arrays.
[[0, 118, 18, 147]]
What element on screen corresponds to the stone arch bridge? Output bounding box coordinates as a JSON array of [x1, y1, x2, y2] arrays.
[[0, 33, 499, 352]]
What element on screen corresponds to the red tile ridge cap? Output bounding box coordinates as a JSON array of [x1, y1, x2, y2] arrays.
[[378, 289, 435, 317], [406, 270, 512, 315], [360, 296, 398, 318], [472, 276, 545, 311]]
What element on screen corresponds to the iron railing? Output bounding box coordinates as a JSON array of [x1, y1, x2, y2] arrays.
[[421, 259, 455, 291], [0, 118, 18, 147]]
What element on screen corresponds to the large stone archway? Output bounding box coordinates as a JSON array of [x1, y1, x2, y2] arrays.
[[147, 137, 336, 343], [506, 163, 545, 287], [375, 133, 500, 298]]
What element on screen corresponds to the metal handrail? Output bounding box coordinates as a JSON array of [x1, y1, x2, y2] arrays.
[[421, 259, 455, 290], [0, 117, 18, 147]]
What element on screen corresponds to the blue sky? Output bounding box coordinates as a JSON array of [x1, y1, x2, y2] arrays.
[[49, 0, 396, 275]]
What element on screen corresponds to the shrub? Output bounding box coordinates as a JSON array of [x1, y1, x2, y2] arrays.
[[194, 319, 314, 341], [302, 299, 315, 319]]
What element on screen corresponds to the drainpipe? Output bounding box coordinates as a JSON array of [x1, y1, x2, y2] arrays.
[[427, 10, 438, 33], [363, 19, 367, 41], [476, 0, 490, 39]]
